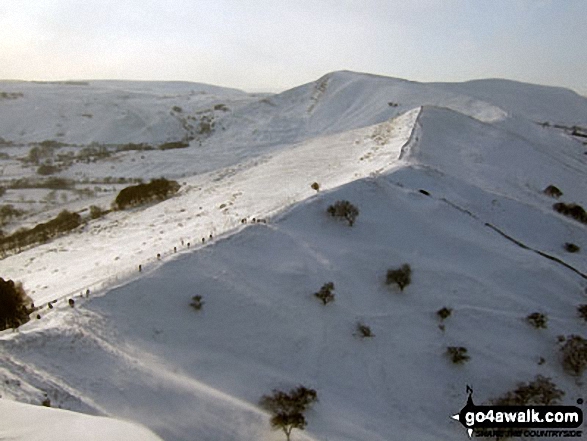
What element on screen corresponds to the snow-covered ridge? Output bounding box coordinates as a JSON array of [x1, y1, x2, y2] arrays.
[[3, 71, 584, 151], [2, 108, 420, 305]]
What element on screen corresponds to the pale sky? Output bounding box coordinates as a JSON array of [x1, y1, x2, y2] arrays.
[[1, 0, 585, 94]]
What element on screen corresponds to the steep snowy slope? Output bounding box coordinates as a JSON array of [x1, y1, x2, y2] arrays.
[[403, 106, 586, 270], [411, 105, 586, 204], [2, 162, 584, 440], [1, 109, 420, 305]]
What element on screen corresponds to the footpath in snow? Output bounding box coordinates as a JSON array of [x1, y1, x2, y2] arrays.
[[2, 108, 420, 306]]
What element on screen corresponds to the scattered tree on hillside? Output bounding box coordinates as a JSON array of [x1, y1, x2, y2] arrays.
[[491, 375, 564, 406], [0, 205, 24, 225], [446, 346, 469, 364], [0, 278, 34, 331], [25, 144, 55, 165], [437, 307, 452, 321], [526, 312, 548, 329], [36, 164, 59, 176], [564, 242, 580, 253], [356, 322, 374, 338], [436, 307, 451, 331], [543, 185, 563, 198], [0, 210, 81, 255], [89, 205, 105, 220], [260, 385, 318, 441], [484, 376, 563, 439], [158, 141, 189, 151], [553, 202, 587, 224], [578, 304, 587, 322], [0, 91, 24, 101], [559, 335, 587, 376], [314, 282, 335, 305], [386, 264, 412, 291], [327, 200, 359, 227], [113, 178, 180, 210], [311, 182, 320, 192], [190, 295, 204, 311]]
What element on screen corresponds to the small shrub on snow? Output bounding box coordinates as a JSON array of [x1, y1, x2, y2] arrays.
[[386, 264, 412, 291], [526, 312, 548, 329], [314, 282, 335, 305], [0, 278, 34, 331], [326, 200, 359, 227], [190, 295, 204, 311], [437, 307, 452, 321], [356, 322, 374, 338], [89, 205, 105, 220], [553, 202, 587, 224], [310, 182, 320, 192], [559, 335, 587, 376], [214, 103, 229, 111], [577, 304, 587, 322], [0, 205, 23, 224], [446, 346, 469, 364], [36, 164, 59, 176], [491, 375, 564, 406], [564, 242, 580, 253], [543, 185, 563, 198], [259, 385, 318, 441], [0, 91, 24, 100]]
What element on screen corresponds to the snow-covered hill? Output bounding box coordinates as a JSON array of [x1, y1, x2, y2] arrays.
[[1, 71, 584, 188], [0, 399, 163, 441], [433, 78, 587, 126], [1, 71, 586, 441], [0, 80, 249, 145]]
